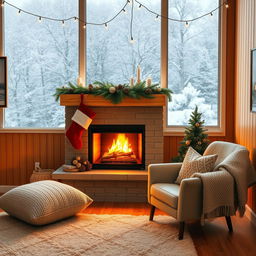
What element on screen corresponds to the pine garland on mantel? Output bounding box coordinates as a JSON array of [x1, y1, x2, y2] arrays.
[[54, 81, 172, 104]]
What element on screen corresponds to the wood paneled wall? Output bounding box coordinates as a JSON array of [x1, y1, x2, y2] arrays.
[[235, 0, 256, 211], [0, 133, 65, 185]]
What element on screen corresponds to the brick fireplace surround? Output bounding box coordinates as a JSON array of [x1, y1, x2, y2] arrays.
[[53, 95, 166, 202]]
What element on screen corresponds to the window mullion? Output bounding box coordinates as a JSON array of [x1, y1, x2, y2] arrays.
[[79, 0, 86, 86]]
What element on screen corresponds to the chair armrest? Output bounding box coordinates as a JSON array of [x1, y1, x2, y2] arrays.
[[177, 177, 202, 221], [148, 163, 182, 203]]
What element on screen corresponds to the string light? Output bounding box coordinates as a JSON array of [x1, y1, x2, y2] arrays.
[[1, 0, 229, 43], [130, 37, 135, 44]]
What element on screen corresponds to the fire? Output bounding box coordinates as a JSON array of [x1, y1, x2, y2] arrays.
[[108, 134, 132, 154]]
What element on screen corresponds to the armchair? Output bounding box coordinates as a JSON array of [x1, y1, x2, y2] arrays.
[[147, 141, 251, 240]]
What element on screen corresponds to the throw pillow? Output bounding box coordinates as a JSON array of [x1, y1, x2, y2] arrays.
[[175, 147, 218, 184], [0, 180, 93, 225]]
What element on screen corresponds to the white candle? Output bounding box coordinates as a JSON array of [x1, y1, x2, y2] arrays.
[[136, 65, 141, 83], [146, 77, 152, 87], [130, 77, 134, 87], [77, 77, 82, 86]]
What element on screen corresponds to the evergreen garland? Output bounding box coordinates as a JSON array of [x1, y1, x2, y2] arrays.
[[54, 81, 172, 104], [172, 106, 209, 162]]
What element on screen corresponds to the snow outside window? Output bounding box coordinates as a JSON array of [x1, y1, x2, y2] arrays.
[[168, 0, 219, 126], [86, 0, 161, 85], [4, 0, 78, 128]]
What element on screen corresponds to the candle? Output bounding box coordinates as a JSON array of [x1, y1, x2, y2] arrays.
[[130, 77, 134, 87], [146, 77, 152, 87], [136, 65, 141, 83], [77, 77, 82, 86]]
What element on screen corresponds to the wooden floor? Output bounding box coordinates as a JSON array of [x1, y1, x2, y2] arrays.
[[84, 202, 256, 256], [1, 201, 256, 255]]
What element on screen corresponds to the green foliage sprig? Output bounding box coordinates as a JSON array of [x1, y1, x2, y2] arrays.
[[54, 81, 172, 104]]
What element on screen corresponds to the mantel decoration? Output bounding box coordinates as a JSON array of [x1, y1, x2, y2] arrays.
[[54, 66, 172, 104], [1, 0, 229, 43]]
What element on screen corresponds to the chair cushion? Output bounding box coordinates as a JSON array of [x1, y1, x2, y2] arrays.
[[175, 147, 217, 184], [151, 183, 180, 209], [0, 180, 93, 226]]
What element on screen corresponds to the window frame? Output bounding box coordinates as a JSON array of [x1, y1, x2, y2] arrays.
[[163, 0, 227, 136], [0, 0, 226, 135]]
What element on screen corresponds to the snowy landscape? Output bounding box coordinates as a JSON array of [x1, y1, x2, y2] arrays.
[[4, 0, 219, 128]]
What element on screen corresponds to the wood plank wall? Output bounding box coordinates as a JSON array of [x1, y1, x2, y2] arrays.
[[235, 0, 256, 211], [0, 133, 65, 185], [0, 0, 236, 186]]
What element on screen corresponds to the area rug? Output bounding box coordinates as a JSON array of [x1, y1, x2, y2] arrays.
[[0, 213, 197, 256]]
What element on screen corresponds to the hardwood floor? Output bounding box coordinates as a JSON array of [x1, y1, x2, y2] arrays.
[[1, 201, 256, 255]]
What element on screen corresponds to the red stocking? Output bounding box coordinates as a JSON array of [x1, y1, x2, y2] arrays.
[[66, 94, 96, 149]]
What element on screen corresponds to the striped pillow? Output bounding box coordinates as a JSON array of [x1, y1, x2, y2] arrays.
[[175, 147, 217, 184], [0, 180, 93, 225]]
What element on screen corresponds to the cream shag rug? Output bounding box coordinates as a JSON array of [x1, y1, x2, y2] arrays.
[[0, 213, 197, 256]]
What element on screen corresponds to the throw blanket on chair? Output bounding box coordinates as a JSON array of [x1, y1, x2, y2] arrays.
[[192, 149, 256, 218]]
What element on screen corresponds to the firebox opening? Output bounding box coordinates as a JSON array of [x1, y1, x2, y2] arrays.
[[89, 125, 145, 170]]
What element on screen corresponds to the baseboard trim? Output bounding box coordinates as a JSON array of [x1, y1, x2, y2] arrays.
[[245, 204, 256, 226], [0, 185, 17, 194]]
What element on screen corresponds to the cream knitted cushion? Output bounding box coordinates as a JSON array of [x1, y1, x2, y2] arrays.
[[175, 147, 218, 184], [0, 180, 93, 225]]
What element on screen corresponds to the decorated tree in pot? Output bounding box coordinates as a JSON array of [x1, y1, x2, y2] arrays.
[[172, 106, 209, 162]]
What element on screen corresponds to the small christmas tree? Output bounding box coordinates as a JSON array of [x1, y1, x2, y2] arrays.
[[172, 106, 209, 162]]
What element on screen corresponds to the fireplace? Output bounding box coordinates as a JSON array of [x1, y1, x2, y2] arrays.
[[88, 125, 145, 170]]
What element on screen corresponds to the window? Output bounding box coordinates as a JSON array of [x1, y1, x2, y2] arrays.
[[4, 0, 78, 128], [1, 0, 224, 131], [86, 0, 161, 84], [167, 0, 220, 127]]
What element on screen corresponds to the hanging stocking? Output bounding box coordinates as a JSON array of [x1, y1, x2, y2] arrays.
[[66, 94, 96, 149]]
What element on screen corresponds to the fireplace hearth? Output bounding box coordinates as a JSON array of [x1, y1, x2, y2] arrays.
[[88, 125, 145, 170]]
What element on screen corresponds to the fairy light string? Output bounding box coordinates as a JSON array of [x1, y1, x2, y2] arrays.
[[1, 0, 229, 42]]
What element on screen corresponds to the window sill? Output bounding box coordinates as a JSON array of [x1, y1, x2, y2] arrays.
[[0, 128, 65, 133], [164, 126, 225, 137]]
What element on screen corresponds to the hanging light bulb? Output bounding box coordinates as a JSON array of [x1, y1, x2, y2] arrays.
[[74, 17, 78, 22], [130, 36, 135, 44], [138, 4, 142, 10], [17, 9, 21, 15], [155, 15, 159, 21], [185, 21, 189, 28], [225, 2, 229, 8], [104, 23, 108, 29], [38, 16, 42, 22], [83, 23, 86, 29], [122, 8, 127, 14], [210, 12, 213, 16], [62, 20, 65, 26], [127, 0, 131, 5], [1, 1, 5, 7]]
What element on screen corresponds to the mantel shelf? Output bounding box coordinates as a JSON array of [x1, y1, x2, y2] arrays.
[[60, 94, 166, 107]]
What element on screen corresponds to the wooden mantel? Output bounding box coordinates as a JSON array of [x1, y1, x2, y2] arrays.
[[60, 94, 166, 107]]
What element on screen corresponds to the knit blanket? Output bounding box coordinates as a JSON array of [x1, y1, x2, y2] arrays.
[[192, 149, 256, 218]]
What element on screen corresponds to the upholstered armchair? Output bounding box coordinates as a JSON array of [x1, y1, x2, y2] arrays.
[[148, 141, 255, 240]]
